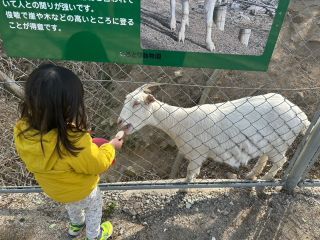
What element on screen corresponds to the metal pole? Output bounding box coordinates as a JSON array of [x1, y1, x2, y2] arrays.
[[283, 115, 320, 192]]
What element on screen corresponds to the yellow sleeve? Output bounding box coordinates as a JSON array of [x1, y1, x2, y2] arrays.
[[67, 133, 116, 175]]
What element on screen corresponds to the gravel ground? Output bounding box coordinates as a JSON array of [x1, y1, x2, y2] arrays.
[[141, 0, 275, 55], [1, 187, 320, 240]]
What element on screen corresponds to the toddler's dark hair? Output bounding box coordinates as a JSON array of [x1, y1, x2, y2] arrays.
[[20, 63, 88, 157]]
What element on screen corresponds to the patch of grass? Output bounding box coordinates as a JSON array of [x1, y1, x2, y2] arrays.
[[102, 201, 118, 220]]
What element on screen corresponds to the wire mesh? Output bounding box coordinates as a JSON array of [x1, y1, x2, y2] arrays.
[[0, 0, 319, 188]]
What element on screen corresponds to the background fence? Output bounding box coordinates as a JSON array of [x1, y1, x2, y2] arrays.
[[0, 0, 319, 191]]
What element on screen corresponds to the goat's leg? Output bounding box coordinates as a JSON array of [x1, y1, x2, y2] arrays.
[[186, 157, 205, 182], [261, 156, 287, 180], [205, 0, 217, 51], [183, 0, 189, 27], [186, 161, 199, 182], [169, 152, 185, 178], [246, 154, 268, 180], [170, 0, 176, 30], [178, 0, 189, 43], [253, 156, 287, 198]]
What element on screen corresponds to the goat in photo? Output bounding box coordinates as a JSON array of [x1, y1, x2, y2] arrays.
[[170, 0, 222, 51]]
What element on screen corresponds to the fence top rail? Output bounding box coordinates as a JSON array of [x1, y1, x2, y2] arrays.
[[0, 179, 286, 193]]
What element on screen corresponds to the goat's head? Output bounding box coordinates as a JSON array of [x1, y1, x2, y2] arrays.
[[118, 83, 162, 135]]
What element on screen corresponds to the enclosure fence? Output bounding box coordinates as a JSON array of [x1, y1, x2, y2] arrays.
[[0, 0, 319, 193]]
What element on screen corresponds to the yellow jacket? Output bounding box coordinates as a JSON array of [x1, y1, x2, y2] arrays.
[[14, 119, 115, 203]]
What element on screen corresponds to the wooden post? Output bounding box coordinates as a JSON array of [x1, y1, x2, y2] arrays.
[[199, 69, 220, 105], [214, 5, 227, 31], [238, 29, 252, 47]]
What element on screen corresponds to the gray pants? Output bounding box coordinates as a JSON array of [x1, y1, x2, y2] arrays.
[[65, 187, 102, 239]]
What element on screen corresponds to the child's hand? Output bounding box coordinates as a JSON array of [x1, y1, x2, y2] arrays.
[[109, 131, 125, 150], [109, 137, 124, 150]]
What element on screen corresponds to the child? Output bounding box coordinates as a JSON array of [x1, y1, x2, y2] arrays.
[[14, 63, 123, 240]]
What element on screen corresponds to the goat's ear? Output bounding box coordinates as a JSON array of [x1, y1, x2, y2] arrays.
[[144, 94, 156, 105]]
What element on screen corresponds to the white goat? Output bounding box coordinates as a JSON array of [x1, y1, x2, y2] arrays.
[[170, 0, 222, 51], [118, 84, 310, 182]]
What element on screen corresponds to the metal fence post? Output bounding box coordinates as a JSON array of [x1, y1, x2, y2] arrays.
[[283, 114, 320, 192]]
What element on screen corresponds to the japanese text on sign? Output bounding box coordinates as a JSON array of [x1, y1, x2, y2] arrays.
[[2, 0, 135, 32]]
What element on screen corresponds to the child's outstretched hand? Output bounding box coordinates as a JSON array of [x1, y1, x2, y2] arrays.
[[109, 131, 125, 150]]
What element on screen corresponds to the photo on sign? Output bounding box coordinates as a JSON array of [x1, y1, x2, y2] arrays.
[[141, 0, 279, 55]]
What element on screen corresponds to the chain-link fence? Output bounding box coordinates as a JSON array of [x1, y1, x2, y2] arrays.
[[0, 0, 319, 191]]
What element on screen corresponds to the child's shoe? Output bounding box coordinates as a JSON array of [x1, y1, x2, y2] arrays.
[[68, 222, 85, 238], [86, 221, 113, 240], [98, 221, 113, 240]]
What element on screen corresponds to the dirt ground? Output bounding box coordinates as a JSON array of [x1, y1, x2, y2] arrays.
[[141, 0, 276, 55], [1, 187, 320, 240]]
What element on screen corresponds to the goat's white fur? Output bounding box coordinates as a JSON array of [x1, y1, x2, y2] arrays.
[[170, 0, 222, 51], [119, 86, 310, 182]]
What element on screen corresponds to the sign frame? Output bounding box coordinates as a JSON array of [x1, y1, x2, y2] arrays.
[[0, 0, 290, 71]]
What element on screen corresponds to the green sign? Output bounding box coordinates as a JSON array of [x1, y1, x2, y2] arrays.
[[0, 0, 290, 71]]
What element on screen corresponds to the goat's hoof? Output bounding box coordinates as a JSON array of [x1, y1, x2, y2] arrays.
[[170, 19, 176, 31], [206, 41, 215, 52], [245, 173, 257, 180], [186, 176, 194, 183], [178, 32, 185, 43]]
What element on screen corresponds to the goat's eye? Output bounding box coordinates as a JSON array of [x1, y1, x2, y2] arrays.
[[133, 101, 140, 108]]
